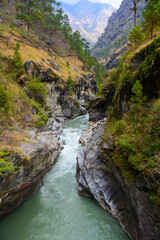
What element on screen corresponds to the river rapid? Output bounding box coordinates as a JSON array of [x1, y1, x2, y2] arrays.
[[0, 115, 129, 240]]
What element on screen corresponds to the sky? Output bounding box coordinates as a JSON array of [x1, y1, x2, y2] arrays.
[[60, 0, 123, 9]]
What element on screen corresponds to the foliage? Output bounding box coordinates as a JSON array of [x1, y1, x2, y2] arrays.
[[31, 100, 48, 127], [103, 98, 160, 204], [130, 80, 145, 121], [142, 0, 160, 39], [66, 74, 74, 95], [12, 42, 24, 78], [8, 43, 25, 79], [0, 148, 16, 176], [0, 84, 10, 112], [26, 78, 47, 105], [128, 25, 145, 47]]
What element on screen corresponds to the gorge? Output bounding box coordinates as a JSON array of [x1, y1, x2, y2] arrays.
[[0, 0, 160, 240]]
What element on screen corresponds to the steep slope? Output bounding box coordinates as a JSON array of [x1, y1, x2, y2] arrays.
[[77, 37, 160, 240], [0, 2, 98, 217], [61, 0, 116, 45], [92, 0, 146, 68]]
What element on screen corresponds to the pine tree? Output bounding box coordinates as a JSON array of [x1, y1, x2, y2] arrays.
[[142, 0, 160, 39], [130, 80, 145, 122]]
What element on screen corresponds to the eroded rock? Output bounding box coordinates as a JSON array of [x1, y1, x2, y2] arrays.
[[76, 120, 160, 240], [0, 126, 62, 218]]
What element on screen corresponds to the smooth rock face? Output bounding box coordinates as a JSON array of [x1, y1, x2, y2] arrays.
[[88, 97, 107, 122], [76, 120, 160, 240], [0, 125, 63, 218]]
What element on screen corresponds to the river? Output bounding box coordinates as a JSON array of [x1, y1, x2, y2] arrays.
[[0, 115, 129, 240]]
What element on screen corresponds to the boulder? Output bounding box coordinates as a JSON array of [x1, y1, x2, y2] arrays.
[[62, 96, 87, 119], [12, 19, 22, 27]]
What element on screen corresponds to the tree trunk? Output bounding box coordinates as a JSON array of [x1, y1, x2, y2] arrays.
[[134, 2, 137, 27], [151, 19, 153, 39], [27, 22, 30, 40]]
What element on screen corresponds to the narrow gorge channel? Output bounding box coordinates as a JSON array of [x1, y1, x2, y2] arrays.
[[0, 115, 129, 240]]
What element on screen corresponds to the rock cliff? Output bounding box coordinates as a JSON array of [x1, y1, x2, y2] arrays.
[[92, 0, 145, 69], [24, 60, 97, 120], [0, 121, 63, 218], [76, 120, 160, 240]]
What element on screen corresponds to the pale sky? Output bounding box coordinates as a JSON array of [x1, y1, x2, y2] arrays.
[[60, 0, 123, 9]]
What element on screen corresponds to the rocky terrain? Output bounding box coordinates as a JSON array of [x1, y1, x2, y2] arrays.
[[92, 0, 146, 68], [61, 0, 115, 45], [0, 2, 98, 218], [0, 119, 63, 218], [76, 120, 160, 240], [77, 35, 160, 240]]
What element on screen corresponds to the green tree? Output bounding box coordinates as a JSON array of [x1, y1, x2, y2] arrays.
[[16, 0, 39, 39], [130, 80, 145, 121], [128, 25, 145, 47], [67, 74, 74, 95], [142, 0, 160, 39]]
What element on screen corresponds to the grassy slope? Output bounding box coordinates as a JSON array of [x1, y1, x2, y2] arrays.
[[0, 4, 92, 173]]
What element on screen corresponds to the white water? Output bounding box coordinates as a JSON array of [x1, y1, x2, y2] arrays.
[[0, 115, 129, 240]]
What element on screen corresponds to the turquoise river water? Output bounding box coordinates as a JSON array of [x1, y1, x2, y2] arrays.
[[0, 115, 129, 240]]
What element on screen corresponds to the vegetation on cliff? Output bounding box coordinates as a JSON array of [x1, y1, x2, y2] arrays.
[[102, 35, 160, 205]]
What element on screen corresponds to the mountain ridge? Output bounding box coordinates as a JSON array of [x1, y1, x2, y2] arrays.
[[92, 0, 146, 68], [60, 0, 116, 45]]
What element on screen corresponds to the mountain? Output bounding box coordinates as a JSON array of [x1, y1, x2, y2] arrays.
[[92, 0, 146, 69], [60, 0, 116, 45]]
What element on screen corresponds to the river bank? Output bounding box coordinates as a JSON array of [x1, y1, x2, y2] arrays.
[[0, 115, 129, 240]]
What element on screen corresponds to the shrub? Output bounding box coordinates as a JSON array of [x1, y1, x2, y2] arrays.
[[31, 100, 48, 127], [11, 42, 25, 79], [0, 84, 10, 112], [128, 26, 145, 47], [27, 78, 47, 105], [67, 74, 74, 95], [0, 148, 16, 176]]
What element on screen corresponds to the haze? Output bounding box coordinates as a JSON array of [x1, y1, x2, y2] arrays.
[[60, 0, 123, 8]]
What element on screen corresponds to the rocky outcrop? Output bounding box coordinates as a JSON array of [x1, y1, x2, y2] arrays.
[[88, 83, 115, 122], [76, 121, 160, 240], [62, 96, 87, 119], [88, 97, 107, 121], [113, 38, 160, 116], [0, 123, 63, 218], [24, 60, 98, 120]]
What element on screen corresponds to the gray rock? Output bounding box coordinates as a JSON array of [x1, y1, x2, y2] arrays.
[[12, 19, 22, 27], [62, 96, 87, 119], [0, 128, 62, 218], [76, 119, 160, 240], [48, 59, 60, 72]]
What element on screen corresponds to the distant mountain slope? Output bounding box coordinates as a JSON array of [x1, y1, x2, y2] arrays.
[[61, 0, 116, 45], [92, 0, 146, 69]]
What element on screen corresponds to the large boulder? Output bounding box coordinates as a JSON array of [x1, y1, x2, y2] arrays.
[[62, 96, 87, 119]]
